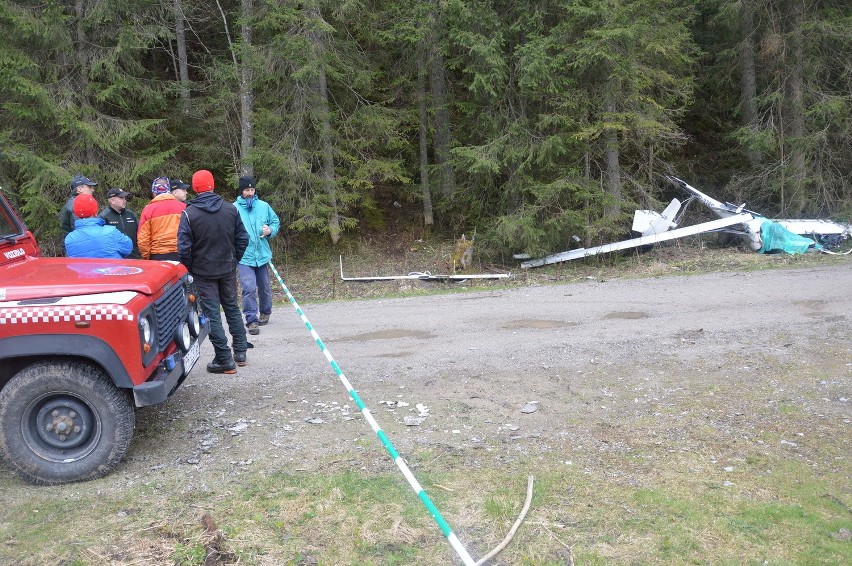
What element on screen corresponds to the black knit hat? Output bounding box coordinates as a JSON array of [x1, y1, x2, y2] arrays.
[[238, 176, 256, 193]]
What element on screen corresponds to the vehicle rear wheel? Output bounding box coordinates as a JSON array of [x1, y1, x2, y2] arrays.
[[0, 360, 135, 485]]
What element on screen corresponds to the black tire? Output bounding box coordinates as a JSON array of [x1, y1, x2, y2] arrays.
[[0, 360, 135, 485]]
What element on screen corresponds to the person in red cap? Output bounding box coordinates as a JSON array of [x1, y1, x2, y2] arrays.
[[65, 194, 133, 259], [178, 170, 249, 374]]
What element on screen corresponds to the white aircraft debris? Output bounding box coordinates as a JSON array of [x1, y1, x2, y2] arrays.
[[668, 176, 852, 252], [521, 176, 852, 269], [339, 256, 512, 282]]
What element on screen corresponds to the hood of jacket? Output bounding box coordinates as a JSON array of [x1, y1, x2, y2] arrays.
[[188, 191, 224, 213], [73, 216, 106, 228], [235, 195, 255, 211], [149, 192, 179, 204]]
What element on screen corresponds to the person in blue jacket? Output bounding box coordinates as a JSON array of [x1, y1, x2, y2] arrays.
[[234, 176, 280, 335], [65, 194, 133, 259]]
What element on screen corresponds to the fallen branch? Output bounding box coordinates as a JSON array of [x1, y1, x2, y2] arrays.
[[475, 475, 534, 565], [527, 520, 579, 528], [423, 448, 448, 467], [536, 521, 575, 561]]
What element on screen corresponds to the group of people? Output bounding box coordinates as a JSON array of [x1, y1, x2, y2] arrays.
[[60, 171, 281, 375]]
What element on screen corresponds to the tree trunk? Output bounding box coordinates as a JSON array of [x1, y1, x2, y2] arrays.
[[74, 0, 94, 164], [782, 0, 807, 216], [417, 40, 434, 229], [647, 143, 654, 182], [317, 67, 339, 243], [428, 1, 455, 198], [214, 0, 241, 171], [739, 0, 759, 166], [603, 93, 621, 220], [305, 3, 340, 243], [584, 151, 591, 246], [174, 0, 190, 112], [240, 0, 254, 177]]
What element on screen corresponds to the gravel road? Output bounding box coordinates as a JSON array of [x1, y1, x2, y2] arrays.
[[124, 263, 851, 485]]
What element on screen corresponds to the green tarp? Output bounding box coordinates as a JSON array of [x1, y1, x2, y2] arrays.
[[758, 220, 821, 254]]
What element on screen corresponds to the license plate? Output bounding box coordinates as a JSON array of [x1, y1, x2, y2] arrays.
[[183, 341, 201, 374]]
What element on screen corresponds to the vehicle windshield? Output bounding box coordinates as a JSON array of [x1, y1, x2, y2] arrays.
[[0, 194, 25, 241]]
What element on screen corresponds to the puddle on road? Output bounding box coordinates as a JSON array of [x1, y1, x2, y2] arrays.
[[793, 299, 843, 321], [603, 311, 650, 320], [502, 319, 576, 329], [377, 351, 416, 358], [335, 329, 436, 342], [794, 299, 827, 311], [453, 293, 504, 301]]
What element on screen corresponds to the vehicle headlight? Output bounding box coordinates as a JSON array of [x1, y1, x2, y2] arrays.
[[176, 322, 191, 352], [140, 316, 152, 344], [139, 309, 158, 365], [188, 308, 200, 337]]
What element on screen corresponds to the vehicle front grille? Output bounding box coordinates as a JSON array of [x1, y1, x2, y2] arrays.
[[154, 281, 187, 352]]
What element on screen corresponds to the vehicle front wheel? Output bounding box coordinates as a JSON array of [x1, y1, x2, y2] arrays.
[[0, 361, 135, 485]]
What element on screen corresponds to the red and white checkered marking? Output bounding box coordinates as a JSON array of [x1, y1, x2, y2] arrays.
[[0, 304, 134, 325]]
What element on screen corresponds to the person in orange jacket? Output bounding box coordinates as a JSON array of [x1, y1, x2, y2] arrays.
[[138, 176, 185, 260]]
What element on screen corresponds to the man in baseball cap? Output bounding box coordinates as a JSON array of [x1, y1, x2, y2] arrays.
[[60, 174, 99, 245], [70, 175, 98, 192], [106, 187, 130, 199], [99, 188, 141, 259], [169, 178, 190, 202]]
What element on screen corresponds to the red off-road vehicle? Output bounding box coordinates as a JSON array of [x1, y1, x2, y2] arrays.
[[0, 189, 209, 485]]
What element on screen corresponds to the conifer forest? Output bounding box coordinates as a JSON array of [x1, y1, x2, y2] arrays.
[[1, 0, 850, 257]]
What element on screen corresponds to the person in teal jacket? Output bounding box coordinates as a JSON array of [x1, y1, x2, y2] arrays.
[[234, 176, 280, 335]]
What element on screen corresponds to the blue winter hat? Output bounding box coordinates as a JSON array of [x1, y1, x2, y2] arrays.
[[151, 176, 171, 195]]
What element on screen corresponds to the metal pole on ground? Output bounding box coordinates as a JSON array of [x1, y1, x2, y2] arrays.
[[268, 262, 476, 566]]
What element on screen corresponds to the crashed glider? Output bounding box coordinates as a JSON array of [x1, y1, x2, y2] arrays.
[[521, 176, 852, 269]]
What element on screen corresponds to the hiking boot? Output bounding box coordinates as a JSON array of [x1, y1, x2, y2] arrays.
[[247, 322, 260, 335], [207, 356, 236, 374], [259, 313, 270, 326], [233, 349, 247, 367]]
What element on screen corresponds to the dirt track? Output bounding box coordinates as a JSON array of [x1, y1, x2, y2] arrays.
[[125, 263, 851, 484]]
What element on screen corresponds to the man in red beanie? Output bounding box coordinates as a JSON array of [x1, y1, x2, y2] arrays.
[[65, 194, 133, 259], [178, 170, 249, 374]]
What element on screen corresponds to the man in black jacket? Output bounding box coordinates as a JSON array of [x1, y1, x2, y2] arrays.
[[99, 187, 141, 259], [178, 169, 250, 373]]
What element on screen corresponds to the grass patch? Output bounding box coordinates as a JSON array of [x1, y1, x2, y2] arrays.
[[1, 432, 850, 565]]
